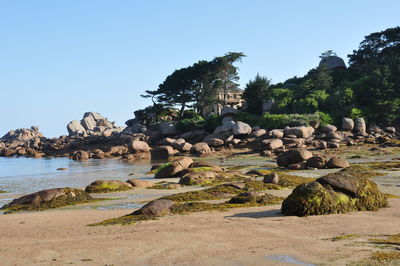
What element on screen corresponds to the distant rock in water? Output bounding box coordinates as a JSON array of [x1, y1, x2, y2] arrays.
[[66, 112, 125, 137], [1, 126, 44, 142]]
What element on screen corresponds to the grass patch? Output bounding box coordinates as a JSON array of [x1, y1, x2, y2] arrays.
[[370, 234, 400, 246], [332, 234, 360, 241], [370, 251, 400, 262], [89, 214, 158, 226], [385, 193, 400, 198]]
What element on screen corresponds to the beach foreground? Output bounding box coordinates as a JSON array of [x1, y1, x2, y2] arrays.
[[1, 197, 399, 265]]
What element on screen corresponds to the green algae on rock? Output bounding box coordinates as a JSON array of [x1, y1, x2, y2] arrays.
[[0, 190, 8, 193], [281, 169, 388, 216], [85, 180, 133, 193], [2, 187, 95, 213]]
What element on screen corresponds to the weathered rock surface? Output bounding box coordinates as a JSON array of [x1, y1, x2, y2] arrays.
[[126, 179, 154, 188], [129, 140, 150, 153], [190, 142, 211, 155], [276, 149, 313, 167], [151, 146, 174, 160], [72, 150, 89, 161], [154, 156, 194, 178], [327, 157, 350, 168], [1, 188, 92, 212], [1, 126, 44, 142], [67, 112, 123, 137], [132, 199, 174, 216], [284, 126, 314, 138], [342, 118, 354, 131]]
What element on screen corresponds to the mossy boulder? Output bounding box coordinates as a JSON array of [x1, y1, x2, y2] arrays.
[[85, 180, 133, 193], [179, 171, 219, 185], [2, 187, 93, 213], [154, 156, 193, 178], [229, 192, 281, 204], [281, 171, 388, 216], [189, 161, 224, 172]]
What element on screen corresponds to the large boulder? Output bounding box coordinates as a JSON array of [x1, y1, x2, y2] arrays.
[[262, 139, 283, 150], [81, 115, 96, 131], [342, 118, 354, 131], [276, 149, 313, 167], [327, 157, 350, 169], [126, 179, 154, 188], [132, 199, 174, 216], [204, 138, 224, 147], [281, 170, 388, 216], [151, 146, 174, 160], [154, 156, 194, 178], [129, 140, 150, 153], [214, 121, 251, 136], [72, 150, 89, 161], [354, 118, 367, 135], [179, 171, 219, 185], [1, 188, 92, 212], [85, 180, 133, 193], [270, 129, 284, 138], [67, 120, 86, 136], [220, 106, 239, 117], [320, 125, 337, 134], [190, 142, 211, 155], [284, 126, 314, 138], [233, 121, 252, 135], [306, 156, 326, 169]]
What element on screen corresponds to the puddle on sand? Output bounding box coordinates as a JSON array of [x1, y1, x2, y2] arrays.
[[265, 255, 315, 266], [89, 201, 144, 210]]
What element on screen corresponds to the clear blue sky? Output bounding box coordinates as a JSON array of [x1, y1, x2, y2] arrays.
[[0, 0, 399, 137]]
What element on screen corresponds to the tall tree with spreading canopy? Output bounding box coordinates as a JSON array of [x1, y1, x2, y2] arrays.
[[243, 74, 271, 115]]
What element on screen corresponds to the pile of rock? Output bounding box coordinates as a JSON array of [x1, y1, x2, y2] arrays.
[[67, 112, 124, 137], [276, 148, 350, 170], [0, 126, 46, 158]]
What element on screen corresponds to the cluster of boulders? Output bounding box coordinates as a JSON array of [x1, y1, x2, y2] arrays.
[[0, 126, 46, 158], [67, 112, 125, 137], [276, 149, 350, 170]]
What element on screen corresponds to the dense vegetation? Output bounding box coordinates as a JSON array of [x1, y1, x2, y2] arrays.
[[135, 26, 400, 132]]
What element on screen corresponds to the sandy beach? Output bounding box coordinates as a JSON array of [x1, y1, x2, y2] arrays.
[[1, 195, 399, 265]]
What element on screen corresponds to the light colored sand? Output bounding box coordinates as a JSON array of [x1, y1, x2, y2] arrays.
[[0, 199, 399, 266]]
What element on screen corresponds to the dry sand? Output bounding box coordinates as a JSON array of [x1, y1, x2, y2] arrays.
[[0, 197, 399, 266]]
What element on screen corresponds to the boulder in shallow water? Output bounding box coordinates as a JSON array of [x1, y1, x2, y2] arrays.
[[72, 150, 89, 161], [1, 188, 93, 212]]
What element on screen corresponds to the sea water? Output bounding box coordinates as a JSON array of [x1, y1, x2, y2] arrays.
[[0, 157, 154, 206]]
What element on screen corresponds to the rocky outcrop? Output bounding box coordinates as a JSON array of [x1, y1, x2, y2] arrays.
[[67, 112, 124, 137], [214, 121, 252, 136], [1, 126, 44, 142], [1, 188, 93, 212]]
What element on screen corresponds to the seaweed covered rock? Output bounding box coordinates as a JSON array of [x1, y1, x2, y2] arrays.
[[2, 187, 93, 212], [189, 161, 224, 172], [85, 180, 133, 193], [154, 156, 193, 178], [281, 170, 388, 216], [179, 171, 219, 185], [132, 199, 174, 216]]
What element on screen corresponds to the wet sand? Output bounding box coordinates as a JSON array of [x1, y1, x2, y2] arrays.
[[0, 195, 399, 265]]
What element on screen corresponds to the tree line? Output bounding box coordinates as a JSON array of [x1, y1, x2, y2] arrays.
[[137, 26, 400, 128]]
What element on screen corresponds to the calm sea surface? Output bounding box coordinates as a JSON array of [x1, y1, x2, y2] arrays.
[[0, 157, 154, 201]]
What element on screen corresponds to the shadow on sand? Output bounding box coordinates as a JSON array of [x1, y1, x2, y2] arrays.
[[225, 208, 284, 219]]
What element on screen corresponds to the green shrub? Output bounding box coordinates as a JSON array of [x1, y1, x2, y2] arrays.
[[233, 112, 259, 127], [260, 113, 319, 129], [204, 114, 222, 132], [176, 116, 205, 132], [349, 108, 363, 119], [316, 111, 334, 126]]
